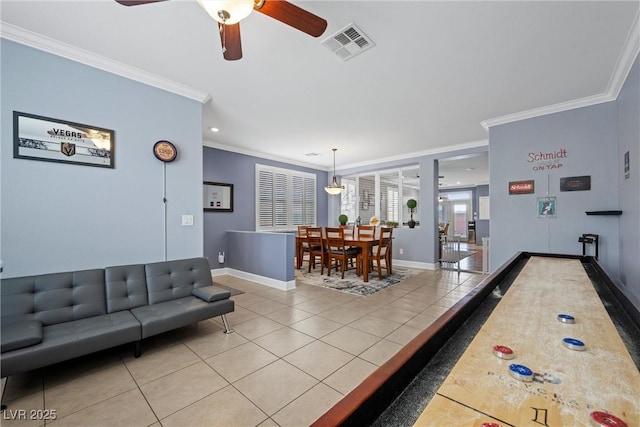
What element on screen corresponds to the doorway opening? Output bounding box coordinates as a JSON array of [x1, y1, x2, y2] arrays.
[[438, 191, 472, 242]]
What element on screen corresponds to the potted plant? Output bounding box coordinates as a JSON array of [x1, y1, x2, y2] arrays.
[[338, 214, 348, 226], [407, 199, 417, 228], [386, 221, 399, 228]]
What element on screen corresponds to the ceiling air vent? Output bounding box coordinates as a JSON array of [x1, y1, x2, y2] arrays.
[[321, 23, 375, 61]]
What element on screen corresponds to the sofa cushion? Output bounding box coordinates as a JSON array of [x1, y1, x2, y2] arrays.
[[0, 311, 141, 378], [1, 320, 43, 353], [105, 264, 148, 313], [144, 258, 214, 304], [192, 286, 231, 302], [1, 269, 106, 326], [131, 296, 234, 338]]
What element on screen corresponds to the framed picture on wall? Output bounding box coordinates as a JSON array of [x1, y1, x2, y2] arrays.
[[204, 181, 233, 212], [13, 111, 115, 168], [537, 197, 556, 218]]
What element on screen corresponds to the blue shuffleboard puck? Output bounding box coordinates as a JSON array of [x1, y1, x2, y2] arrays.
[[557, 314, 576, 324], [508, 364, 533, 382], [562, 337, 586, 351]]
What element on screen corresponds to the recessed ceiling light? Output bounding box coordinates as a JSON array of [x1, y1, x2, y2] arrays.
[[209, 127, 220, 132], [456, 181, 461, 185], [466, 168, 475, 171]]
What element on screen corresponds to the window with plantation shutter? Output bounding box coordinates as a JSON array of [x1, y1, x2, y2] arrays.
[[256, 164, 316, 231], [340, 166, 418, 227]]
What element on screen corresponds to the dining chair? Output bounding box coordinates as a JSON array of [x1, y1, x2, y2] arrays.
[[325, 227, 361, 279], [372, 226, 393, 279], [340, 224, 356, 267], [339, 224, 355, 239], [297, 225, 310, 269], [305, 227, 325, 274], [357, 225, 376, 239], [442, 223, 450, 243], [357, 225, 376, 272]]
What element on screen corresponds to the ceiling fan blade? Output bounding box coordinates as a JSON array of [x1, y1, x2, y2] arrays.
[[254, 0, 327, 37], [114, 0, 167, 5], [219, 23, 243, 61]]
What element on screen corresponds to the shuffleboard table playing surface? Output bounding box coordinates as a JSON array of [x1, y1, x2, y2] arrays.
[[414, 257, 639, 426]]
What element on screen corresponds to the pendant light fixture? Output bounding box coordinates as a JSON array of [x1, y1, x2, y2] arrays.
[[324, 148, 345, 195]]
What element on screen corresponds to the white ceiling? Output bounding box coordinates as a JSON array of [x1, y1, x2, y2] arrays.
[[1, 0, 638, 186]]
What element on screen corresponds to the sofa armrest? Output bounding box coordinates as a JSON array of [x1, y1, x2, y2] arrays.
[[192, 286, 231, 303], [1, 320, 43, 353]]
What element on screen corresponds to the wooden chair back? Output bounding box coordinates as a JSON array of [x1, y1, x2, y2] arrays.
[[298, 225, 309, 237], [357, 225, 376, 240], [305, 227, 325, 274], [339, 225, 355, 239], [325, 227, 361, 278], [373, 226, 394, 279], [325, 227, 346, 252]]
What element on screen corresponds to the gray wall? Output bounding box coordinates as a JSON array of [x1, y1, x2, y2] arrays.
[[1, 40, 204, 277], [227, 231, 295, 284], [203, 147, 328, 268], [489, 54, 639, 308], [616, 55, 639, 306], [490, 102, 619, 270]]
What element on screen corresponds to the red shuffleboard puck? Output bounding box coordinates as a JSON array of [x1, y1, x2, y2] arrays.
[[481, 423, 500, 427], [492, 345, 515, 360], [590, 411, 628, 427]]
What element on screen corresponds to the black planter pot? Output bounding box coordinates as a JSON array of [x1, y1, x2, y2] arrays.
[[408, 219, 416, 229]]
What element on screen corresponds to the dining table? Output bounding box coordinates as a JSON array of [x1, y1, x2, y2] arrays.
[[295, 233, 392, 283]]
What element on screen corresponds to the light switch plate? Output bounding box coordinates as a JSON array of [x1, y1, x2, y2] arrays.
[[182, 215, 194, 226]]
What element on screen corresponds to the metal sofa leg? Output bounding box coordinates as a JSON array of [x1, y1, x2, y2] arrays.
[[1, 377, 7, 412], [221, 314, 234, 334], [134, 340, 142, 358]]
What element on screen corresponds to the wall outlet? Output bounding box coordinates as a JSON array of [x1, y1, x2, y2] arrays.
[[181, 215, 194, 226], [399, 248, 404, 255]]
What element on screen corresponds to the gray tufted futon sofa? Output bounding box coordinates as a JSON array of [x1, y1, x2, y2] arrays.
[[0, 257, 234, 380]]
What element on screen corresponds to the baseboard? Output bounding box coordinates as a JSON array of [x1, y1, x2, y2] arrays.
[[393, 260, 439, 270], [211, 268, 296, 291]]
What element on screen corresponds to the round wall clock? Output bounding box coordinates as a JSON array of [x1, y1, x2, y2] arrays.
[[153, 140, 177, 162]]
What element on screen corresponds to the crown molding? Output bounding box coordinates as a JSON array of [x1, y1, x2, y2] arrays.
[[0, 22, 211, 104], [607, 9, 640, 100], [481, 10, 640, 131], [480, 93, 615, 131], [204, 138, 489, 173], [336, 139, 489, 171], [203, 140, 328, 171]]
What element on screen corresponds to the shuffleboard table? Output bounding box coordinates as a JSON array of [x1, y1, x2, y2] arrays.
[[311, 253, 640, 427]]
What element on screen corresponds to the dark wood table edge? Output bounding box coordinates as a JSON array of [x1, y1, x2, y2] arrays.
[[310, 252, 640, 427]]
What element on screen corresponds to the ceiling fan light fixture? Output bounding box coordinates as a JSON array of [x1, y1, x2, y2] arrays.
[[324, 148, 345, 195], [197, 0, 254, 25]]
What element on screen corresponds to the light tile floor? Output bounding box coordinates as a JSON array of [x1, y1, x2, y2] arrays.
[[1, 269, 485, 427]]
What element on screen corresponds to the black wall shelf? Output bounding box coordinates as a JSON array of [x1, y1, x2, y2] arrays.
[[585, 210, 623, 216]]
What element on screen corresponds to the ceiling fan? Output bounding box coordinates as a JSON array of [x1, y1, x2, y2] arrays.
[[115, 0, 328, 61]]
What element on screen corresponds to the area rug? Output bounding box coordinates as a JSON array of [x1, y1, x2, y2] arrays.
[[296, 266, 422, 297], [439, 250, 476, 263]]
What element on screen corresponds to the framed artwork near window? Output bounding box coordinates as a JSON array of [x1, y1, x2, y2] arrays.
[[204, 181, 233, 212]]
